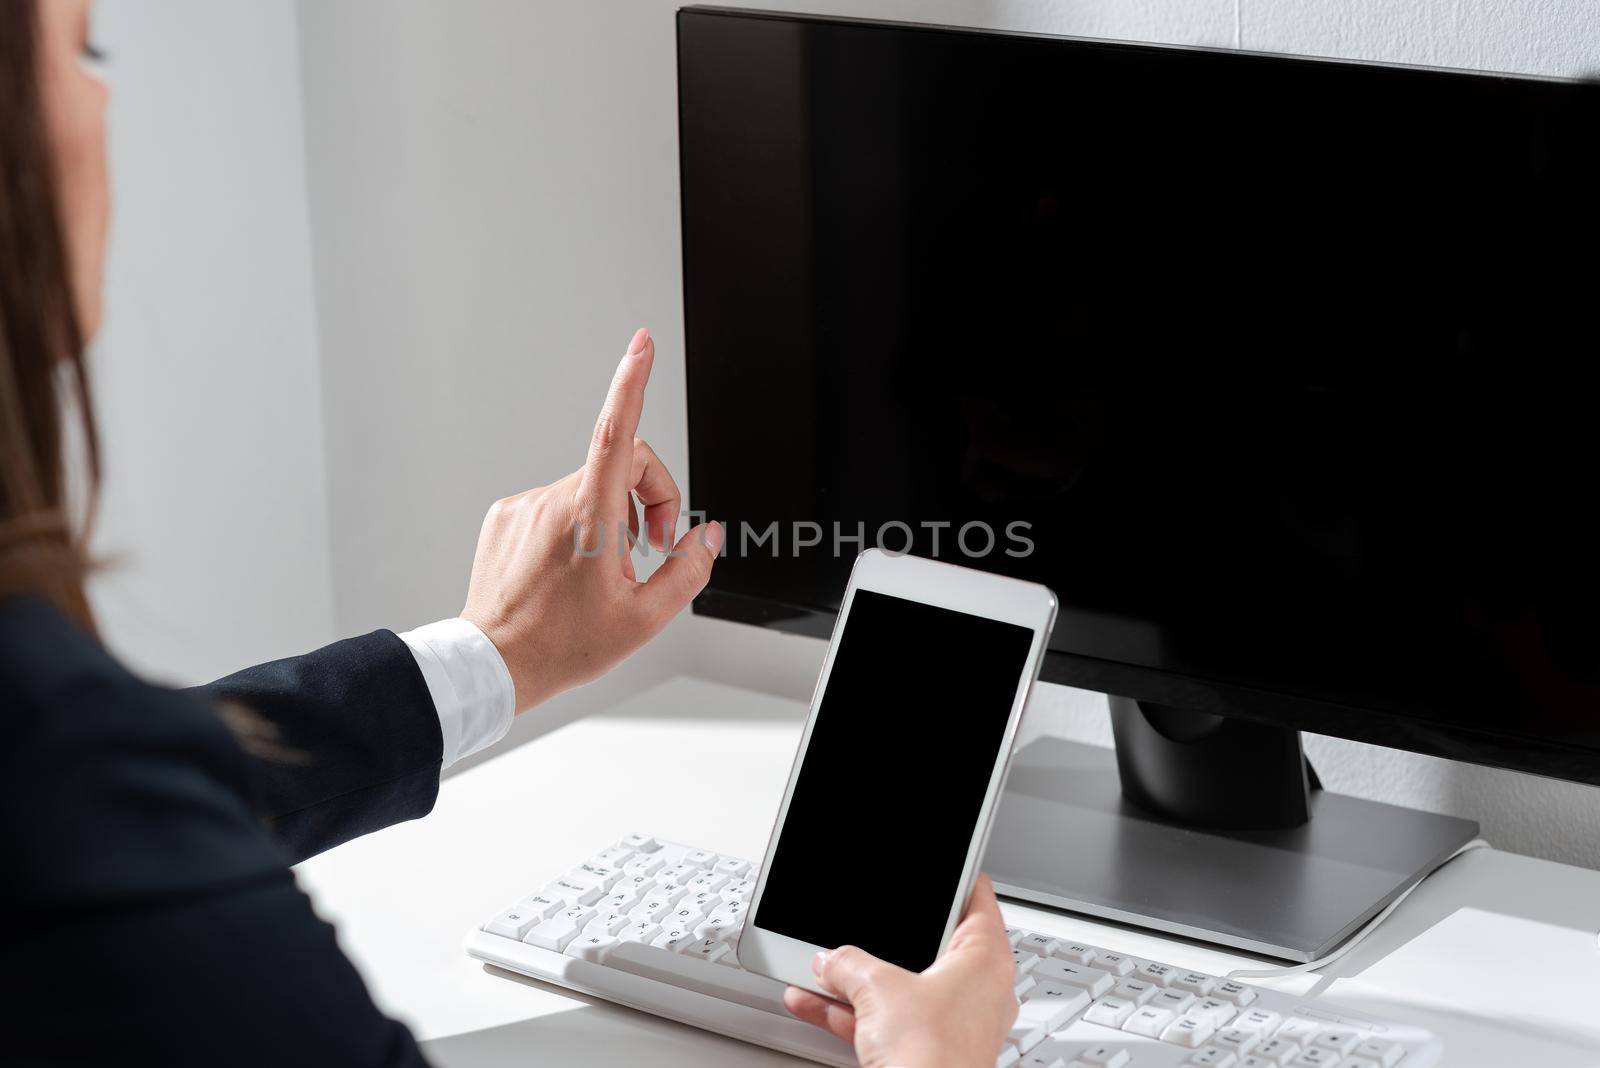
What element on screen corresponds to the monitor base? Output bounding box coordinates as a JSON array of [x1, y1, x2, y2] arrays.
[[984, 736, 1479, 962]]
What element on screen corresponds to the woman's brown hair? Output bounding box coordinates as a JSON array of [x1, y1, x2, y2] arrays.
[[0, 0, 101, 628]]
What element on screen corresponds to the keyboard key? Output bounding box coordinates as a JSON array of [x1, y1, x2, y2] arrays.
[[1020, 933, 1062, 957], [1151, 989, 1196, 1014], [1017, 987, 1088, 1032], [584, 911, 631, 936], [1163, 1017, 1216, 1048], [1013, 949, 1041, 975], [1187, 997, 1238, 1028], [686, 890, 722, 914], [670, 914, 708, 938], [997, 1046, 1021, 1068], [570, 864, 623, 892], [1215, 980, 1258, 1006], [593, 846, 635, 867], [614, 874, 656, 898], [629, 896, 674, 924], [1213, 1027, 1262, 1053], [694, 915, 740, 941], [710, 900, 746, 922], [1287, 1051, 1339, 1067], [1340, 1059, 1383, 1068], [515, 893, 564, 920], [1112, 978, 1159, 1005], [1005, 928, 1027, 948], [564, 933, 617, 962], [1310, 1030, 1360, 1055], [1239, 1058, 1274, 1068], [561, 904, 596, 925], [1233, 1008, 1282, 1034], [713, 857, 751, 877], [1123, 1005, 1176, 1038], [668, 901, 706, 923], [686, 871, 729, 892], [654, 864, 695, 886], [1136, 962, 1177, 987], [1015, 975, 1037, 999], [1022, 981, 1091, 1017], [1056, 942, 1099, 965], [1249, 1038, 1300, 1065], [619, 833, 660, 852], [1033, 959, 1114, 997], [547, 878, 603, 906], [1174, 971, 1218, 996], [652, 927, 697, 953], [1093, 950, 1136, 977], [1083, 995, 1138, 1028], [618, 920, 660, 943], [1018, 1051, 1065, 1068], [1078, 1047, 1130, 1068], [1186, 1048, 1238, 1067], [524, 914, 584, 951], [485, 907, 541, 940], [686, 937, 730, 964], [623, 854, 665, 877], [600, 891, 640, 914], [1351, 1039, 1403, 1067], [683, 848, 719, 870]]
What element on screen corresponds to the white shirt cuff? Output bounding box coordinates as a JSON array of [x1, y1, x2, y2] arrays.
[[398, 617, 515, 769]]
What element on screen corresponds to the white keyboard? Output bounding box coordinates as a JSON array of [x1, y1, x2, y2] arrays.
[[463, 835, 1443, 1068]]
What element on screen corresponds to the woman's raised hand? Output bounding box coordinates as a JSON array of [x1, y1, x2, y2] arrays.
[[462, 328, 721, 713]]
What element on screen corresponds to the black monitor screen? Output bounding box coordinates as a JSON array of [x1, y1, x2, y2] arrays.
[[678, 9, 1600, 783]]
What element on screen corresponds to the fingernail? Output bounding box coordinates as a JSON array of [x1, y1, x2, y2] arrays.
[[704, 521, 724, 555], [812, 950, 829, 976], [626, 327, 650, 355]]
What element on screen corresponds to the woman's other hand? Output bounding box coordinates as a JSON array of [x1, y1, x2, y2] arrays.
[[461, 327, 721, 713], [784, 874, 1019, 1068]]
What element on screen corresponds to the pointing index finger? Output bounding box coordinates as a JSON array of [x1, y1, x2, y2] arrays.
[[579, 328, 654, 512]]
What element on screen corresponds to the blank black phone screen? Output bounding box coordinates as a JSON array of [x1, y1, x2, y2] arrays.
[[751, 589, 1035, 972]]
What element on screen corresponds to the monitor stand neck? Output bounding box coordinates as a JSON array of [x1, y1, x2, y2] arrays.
[[1109, 697, 1320, 830], [982, 696, 1479, 961]]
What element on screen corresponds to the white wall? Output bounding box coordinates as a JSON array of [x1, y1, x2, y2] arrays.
[[1239, 0, 1600, 75], [88, 1, 335, 684]]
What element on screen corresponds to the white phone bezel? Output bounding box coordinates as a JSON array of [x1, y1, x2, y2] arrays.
[[736, 548, 1058, 997]]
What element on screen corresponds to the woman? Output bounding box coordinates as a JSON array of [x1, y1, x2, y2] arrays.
[[0, 1, 1017, 1064]]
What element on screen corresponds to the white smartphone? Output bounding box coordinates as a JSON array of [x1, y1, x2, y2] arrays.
[[736, 548, 1057, 996]]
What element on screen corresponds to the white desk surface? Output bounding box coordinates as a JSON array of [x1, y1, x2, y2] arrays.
[[294, 676, 1600, 1067]]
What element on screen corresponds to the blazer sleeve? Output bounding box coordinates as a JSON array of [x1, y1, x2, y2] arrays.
[[192, 630, 445, 864], [1, 598, 433, 1067]]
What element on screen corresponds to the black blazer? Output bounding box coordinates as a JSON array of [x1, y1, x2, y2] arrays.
[[1, 595, 443, 1066]]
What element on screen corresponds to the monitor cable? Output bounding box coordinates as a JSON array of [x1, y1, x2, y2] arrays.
[[1225, 837, 1491, 980]]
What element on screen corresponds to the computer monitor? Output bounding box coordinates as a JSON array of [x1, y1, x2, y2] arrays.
[[677, 7, 1599, 958]]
